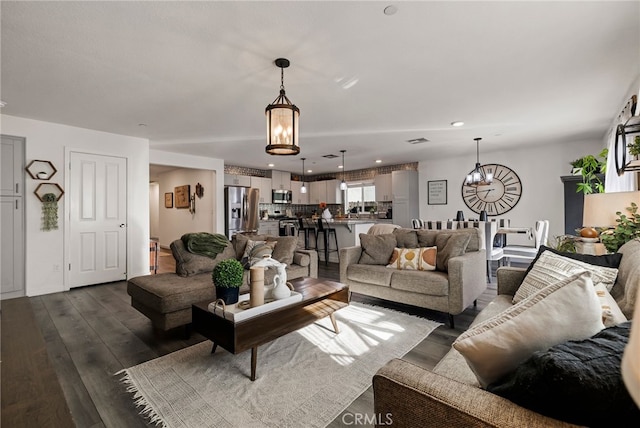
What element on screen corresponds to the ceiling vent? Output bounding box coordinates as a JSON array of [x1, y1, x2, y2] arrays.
[[407, 138, 429, 144], [322, 154, 339, 159]]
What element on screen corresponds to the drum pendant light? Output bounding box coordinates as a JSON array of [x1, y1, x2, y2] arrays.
[[265, 58, 300, 155]]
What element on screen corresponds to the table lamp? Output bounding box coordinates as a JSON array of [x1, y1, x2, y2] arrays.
[[583, 191, 640, 229], [622, 291, 640, 407]]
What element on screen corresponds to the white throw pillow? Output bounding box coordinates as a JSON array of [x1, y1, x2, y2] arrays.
[[453, 271, 605, 388], [594, 283, 627, 327], [513, 250, 619, 304]]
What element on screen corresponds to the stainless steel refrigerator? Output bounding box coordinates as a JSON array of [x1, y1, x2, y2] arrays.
[[225, 187, 260, 239]]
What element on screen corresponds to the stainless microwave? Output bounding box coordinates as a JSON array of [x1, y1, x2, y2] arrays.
[[272, 189, 292, 204]]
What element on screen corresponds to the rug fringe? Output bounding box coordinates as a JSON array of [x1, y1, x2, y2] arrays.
[[117, 369, 167, 427]]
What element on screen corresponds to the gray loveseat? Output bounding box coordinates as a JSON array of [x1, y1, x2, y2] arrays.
[[127, 234, 317, 331], [339, 227, 487, 327], [373, 239, 640, 427]]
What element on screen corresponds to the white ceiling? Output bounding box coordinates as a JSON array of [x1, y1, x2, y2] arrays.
[[2, 1, 639, 175]]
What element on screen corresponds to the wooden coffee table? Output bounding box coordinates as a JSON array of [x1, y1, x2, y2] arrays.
[[191, 277, 349, 381]]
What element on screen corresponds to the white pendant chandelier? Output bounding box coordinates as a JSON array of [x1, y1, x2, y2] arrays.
[[300, 157, 307, 194], [464, 137, 493, 186], [265, 58, 300, 156], [340, 149, 347, 190]]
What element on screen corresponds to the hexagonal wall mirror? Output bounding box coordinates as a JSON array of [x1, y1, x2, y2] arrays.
[[26, 160, 57, 180]]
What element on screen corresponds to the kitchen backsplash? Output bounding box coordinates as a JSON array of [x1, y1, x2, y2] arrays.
[[259, 201, 393, 218]]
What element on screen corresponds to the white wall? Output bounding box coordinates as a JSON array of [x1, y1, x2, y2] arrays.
[[156, 168, 215, 248], [0, 114, 149, 297], [149, 182, 160, 239], [150, 150, 224, 236], [418, 139, 603, 247]]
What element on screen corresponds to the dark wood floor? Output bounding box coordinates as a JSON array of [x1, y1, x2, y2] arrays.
[[1, 249, 500, 428]]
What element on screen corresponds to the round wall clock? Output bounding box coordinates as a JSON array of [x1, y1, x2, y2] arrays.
[[461, 164, 522, 216]]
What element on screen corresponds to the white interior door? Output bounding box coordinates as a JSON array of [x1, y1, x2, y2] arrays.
[[69, 152, 127, 287], [1, 135, 25, 299]]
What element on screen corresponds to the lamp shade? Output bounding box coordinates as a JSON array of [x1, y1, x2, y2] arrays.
[[265, 102, 299, 155], [622, 290, 640, 406], [583, 191, 640, 228]]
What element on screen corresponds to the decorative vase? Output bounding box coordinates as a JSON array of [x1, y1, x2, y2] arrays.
[[215, 286, 239, 305], [249, 266, 265, 307], [479, 210, 488, 221], [322, 208, 332, 219], [272, 271, 292, 300], [455, 210, 465, 221]]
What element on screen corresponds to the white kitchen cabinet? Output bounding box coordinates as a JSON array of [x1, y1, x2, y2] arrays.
[[224, 174, 251, 187], [250, 177, 272, 203], [391, 170, 419, 228], [309, 181, 326, 205], [325, 179, 343, 204], [391, 170, 418, 200], [269, 170, 291, 190], [291, 181, 309, 205], [374, 173, 392, 201], [309, 180, 343, 205]]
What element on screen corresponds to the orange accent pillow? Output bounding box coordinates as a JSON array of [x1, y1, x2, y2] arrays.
[[386, 247, 437, 271]]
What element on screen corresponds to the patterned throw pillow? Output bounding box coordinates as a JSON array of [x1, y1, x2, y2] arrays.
[[241, 240, 276, 268], [386, 247, 437, 271], [513, 250, 619, 304], [594, 283, 627, 327]]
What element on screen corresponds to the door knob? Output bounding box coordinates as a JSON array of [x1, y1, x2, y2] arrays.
[[119, 224, 126, 228]]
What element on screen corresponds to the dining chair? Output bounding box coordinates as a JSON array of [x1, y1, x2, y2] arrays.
[[503, 220, 549, 266]]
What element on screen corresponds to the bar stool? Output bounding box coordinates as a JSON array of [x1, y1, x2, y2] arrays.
[[297, 218, 316, 250], [317, 218, 339, 265]]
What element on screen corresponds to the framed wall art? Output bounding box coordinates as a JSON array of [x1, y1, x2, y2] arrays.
[[175, 185, 190, 208], [427, 180, 447, 205], [164, 192, 173, 208]]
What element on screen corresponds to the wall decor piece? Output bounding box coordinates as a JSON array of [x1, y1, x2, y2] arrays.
[[428, 180, 447, 205], [164, 192, 173, 208], [40, 193, 59, 231], [461, 164, 522, 215], [195, 182, 204, 198], [25, 159, 57, 180], [175, 185, 190, 208], [34, 182, 64, 202]]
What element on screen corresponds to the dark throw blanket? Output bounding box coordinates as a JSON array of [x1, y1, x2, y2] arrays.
[[181, 233, 230, 259]]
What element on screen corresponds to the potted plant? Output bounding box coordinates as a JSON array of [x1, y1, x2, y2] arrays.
[[553, 235, 578, 253], [599, 203, 640, 253], [570, 148, 608, 194], [627, 135, 640, 157], [212, 258, 244, 304]]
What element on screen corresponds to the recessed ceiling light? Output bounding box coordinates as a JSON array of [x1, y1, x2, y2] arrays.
[[451, 121, 464, 127], [384, 5, 398, 16], [375, 159, 382, 163], [338, 165, 344, 169], [268, 163, 275, 167], [307, 169, 312, 173], [0, 100, 7, 108]]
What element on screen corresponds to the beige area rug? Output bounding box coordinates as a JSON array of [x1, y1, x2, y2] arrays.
[[119, 302, 441, 428]]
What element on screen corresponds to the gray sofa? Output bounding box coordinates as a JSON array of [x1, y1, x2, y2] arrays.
[[373, 239, 640, 427], [127, 235, 318, 331], [339, 227, 487, 327]]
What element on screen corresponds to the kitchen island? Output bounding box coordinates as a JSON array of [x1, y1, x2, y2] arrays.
[[316, 218, 381, 264]]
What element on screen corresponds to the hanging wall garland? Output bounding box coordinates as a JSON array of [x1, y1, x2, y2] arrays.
[[41, 192, 59, 231]]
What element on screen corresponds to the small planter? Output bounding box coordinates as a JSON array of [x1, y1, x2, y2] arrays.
[[212, 259, 244, 305], [215, 286, 240, 305]]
